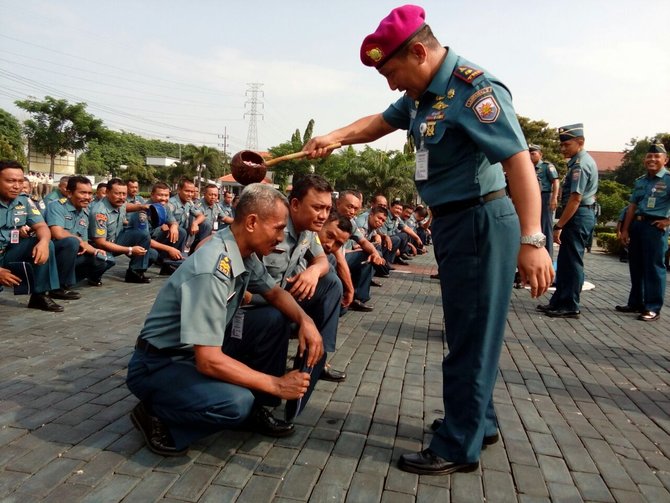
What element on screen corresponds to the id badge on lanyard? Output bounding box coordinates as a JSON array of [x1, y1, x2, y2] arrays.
[[415, 122, 429, 181]]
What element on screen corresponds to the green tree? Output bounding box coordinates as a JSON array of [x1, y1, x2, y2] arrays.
[[0, 108, 26, 164], [15, 96, 105, 177], [614, 134, 670, 188], [596, 179, 630, 224], [517, 116, 566, 174], [182, 144, 223, 190]]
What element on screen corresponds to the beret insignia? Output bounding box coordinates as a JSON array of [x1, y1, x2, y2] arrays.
[[366, 47, 384, 63]]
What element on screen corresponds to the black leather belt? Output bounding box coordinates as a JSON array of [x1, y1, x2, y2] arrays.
[[430, 189, 507, 218], [580, 203, 596, 209], [635, 214, 664, 222], [135, 337, 192, 357]]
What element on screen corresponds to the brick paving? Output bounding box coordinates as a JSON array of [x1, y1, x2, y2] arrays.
[[1, 246, 669, 502]]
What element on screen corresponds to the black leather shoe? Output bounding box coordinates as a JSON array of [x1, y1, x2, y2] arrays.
[[350, 300, 373, 312], [399, 253, 412, 261], [536, 304, 555, 312], [615, 304, 642, 313], [321, 365, 346, 382], [545, 309, 580, 319], [394, 257, 409, 266], [370, 280, 383, 287], [49, 288, 81, 300], [430, 273, 440, 280], [130, 402, 188, 456], [243, 405, 294, 437], [638, 311, 660, 322], [398, 449, 479, 475], [27, 293, 64, 312], [159, 263, 179, 276], [374, 271, 390, 278], [430, 418, 499, 447], [125, 269, 151, 284], [87, 278, 103, 287]]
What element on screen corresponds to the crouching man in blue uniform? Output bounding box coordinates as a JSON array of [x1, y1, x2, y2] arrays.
[[304, 5, 553, 475], [126, 184, 323, 456]]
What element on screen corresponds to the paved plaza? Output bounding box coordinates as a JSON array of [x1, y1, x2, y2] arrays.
[[1, 246, 670, 502]]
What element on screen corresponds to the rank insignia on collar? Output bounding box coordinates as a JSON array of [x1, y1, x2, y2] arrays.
[[432, 101, 448, 110], [217, 256, 231, 277], [447, 89, 455, 99]]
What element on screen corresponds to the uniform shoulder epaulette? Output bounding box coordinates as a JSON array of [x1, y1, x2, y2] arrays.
[[58, 197, 67, 203], [635, 174, 646, 181], [453, 65, 484, 84]]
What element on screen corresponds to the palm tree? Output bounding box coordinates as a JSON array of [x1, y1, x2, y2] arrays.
[[182, 145, 222, 191]]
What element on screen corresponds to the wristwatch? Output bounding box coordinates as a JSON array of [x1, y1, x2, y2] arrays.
[[520, 232, 547, 248]]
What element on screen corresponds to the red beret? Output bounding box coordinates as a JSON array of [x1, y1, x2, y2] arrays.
[[360, 5, 426, 68]]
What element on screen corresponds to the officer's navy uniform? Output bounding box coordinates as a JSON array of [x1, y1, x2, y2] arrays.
[[382, 47, 525, 463], [168, 195, 211, 252], [626, 167, 670, 313], [126, 228, 286, 449], [0, 194, 59, 293], [128, 201, 186, 262], [343, 217, 375, 303], [535, 156, 559, 257], [45, 197, 113, 285], [549, 147, 598, 313]]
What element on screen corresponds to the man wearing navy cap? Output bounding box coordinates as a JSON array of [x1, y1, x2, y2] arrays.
[[616, 139, 670, 321], [538, 124, 598, 318], [529, 144, 559, 257], [304, 4, 553, 475]]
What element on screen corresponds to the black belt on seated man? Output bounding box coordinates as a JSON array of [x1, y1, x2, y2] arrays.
[[135, 337, 192, 357], [635, 214, 665, 222], [430, 189, 507, 218], [579, 203, 596, 209]]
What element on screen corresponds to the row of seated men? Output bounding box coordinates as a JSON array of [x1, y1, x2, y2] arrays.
[[126, 174, 432, 455], [0, 161, 237, 312]]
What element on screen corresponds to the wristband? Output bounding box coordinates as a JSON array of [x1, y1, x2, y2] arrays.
[[553, 224, 562, 231], [127, 247, 133, 256]]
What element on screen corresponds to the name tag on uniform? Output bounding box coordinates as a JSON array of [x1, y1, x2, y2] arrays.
[[213, 221, 219, 231], [10, 229, 20, 244], [415, 150, 429, 181], [647, 197, 656, 209], [231, 310, 244, 339]]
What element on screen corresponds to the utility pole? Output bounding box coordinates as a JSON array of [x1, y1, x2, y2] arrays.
[[218, 128, 229, 171], [244, 83, 264, 150]]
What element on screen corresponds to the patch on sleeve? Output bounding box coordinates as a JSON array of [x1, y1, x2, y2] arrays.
[[473, 96, 500, 123], [572, 168, 582, 181], [214, 254, 231, 280], [465, 86, 493, 108], [453, 65, 483, 84]]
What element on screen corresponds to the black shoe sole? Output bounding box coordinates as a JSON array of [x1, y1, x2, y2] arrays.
[[398, 459, 479, 476], [130, 407, 188, 457]]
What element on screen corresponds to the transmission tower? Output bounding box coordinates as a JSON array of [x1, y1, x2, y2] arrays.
[[244, 83, 264, 150]]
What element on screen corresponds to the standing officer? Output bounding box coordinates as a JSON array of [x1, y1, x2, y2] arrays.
[[89, 178, 153, 283], [0, 160, 62, 311], [126, 184, 323, 455], [529, 144, 559, 258], [617, 140, 670, 321], [43, 176, 69, 206], [304, 5, 552, 475], [538, 124, 598, 318], [45, 175, 114, 287]]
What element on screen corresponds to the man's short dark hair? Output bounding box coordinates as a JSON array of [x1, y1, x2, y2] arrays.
[[327, 211, 353, 235], [338, 189, 361, 201], [0, 160, 24, 174], [204, 183, 218, 191], [289, 174, 332, 202], [177, 177, 194, 189], [370, 205, 387, 216], [151, 181, 170, 193], [66, 175, 92, 193], [107, 178, 125, 190], [96, 182, 107, 190], [126, 178, 138, 184]]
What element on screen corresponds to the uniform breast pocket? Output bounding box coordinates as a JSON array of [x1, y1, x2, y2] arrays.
[[423, 120, 448, 146], [11, 212, 28, 227]]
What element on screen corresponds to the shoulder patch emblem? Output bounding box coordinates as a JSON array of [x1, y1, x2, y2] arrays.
[[465, 86, 493, 108], [572, 168, 581, 181], [453, 65, 484, 84], [473, 96, 500, 123], [216, 255, 231, 278], [95, 228, 105, 236]]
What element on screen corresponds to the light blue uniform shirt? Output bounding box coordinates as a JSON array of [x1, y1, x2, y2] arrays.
[[382, 47, 527, 207], [536, 161, 559, 192], [630, 167, 670, 218], [45, 198, 90, 240], [139, 227, 275, 349], [560, 150, 599, 207], [0, 194, 44, 254], [168, 195, 202, 229], [89, 197, 127, 243]]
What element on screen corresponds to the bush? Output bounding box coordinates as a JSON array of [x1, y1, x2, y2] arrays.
[[596, 232, 624, 255]]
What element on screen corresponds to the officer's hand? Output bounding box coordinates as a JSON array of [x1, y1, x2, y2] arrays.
[[653, 219, 670, 231], [168, 226, 179, 243], [242, 291, 253, 306], [274, 370, 310, 400], [161, 224, 170, 232], [130, 246, 147, 256], [552, 229, 562, 245], [517, 246, 554, 298], [167, 247, 183, 261], [297, 318, 324, 368], [619, 230, 630, 245], [341, 287, 354, 308], [383, 235, 392, 251], [303, 135, 338, 159], [189, 223, 199, 236], [18, 225, 31, 239], [369, 253, 385, 266], [550, 200, 558, 211], [286, 269, 320, 302], [0, 267, 21, 287], [32, 239, 50, 265]]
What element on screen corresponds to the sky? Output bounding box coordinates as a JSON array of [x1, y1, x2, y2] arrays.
[[1, 0, 668, 158]]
